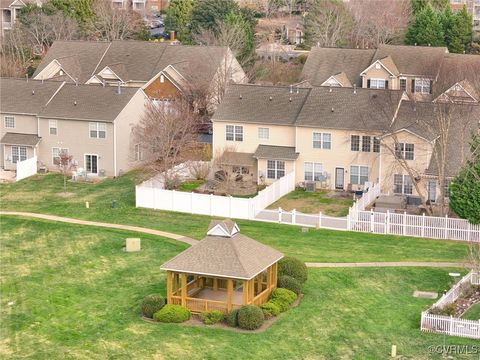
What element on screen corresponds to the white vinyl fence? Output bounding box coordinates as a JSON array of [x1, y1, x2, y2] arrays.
[[421, 271, 480, 340], [136, 172, 295, 220], [16, 156, 37, 181]]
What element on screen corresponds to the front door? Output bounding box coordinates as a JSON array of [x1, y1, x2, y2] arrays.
[[335, 167, 344, 190], [85, 154, 98, 174]]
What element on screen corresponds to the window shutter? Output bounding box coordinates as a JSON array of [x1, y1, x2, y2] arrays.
[[429, 80, 433, 94], [411, 79, 415, 93], [385, 80, 389, 89], [367, 79, 370, 88]]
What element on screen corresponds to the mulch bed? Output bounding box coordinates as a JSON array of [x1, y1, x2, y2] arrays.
[[140, 294, 303, 333]]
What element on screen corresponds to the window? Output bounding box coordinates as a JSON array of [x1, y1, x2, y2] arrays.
[[444, 180, 451, 198], [400, 78, 407, 91], [394, 174, 412, 194], [304, 162, 324, 181], [373, 137, 380, 153], [226, 125, 243, 142], [395, 143, 414, 160], [350, 165, 369, 185], [362, 136, 371, 152], [11, 146, 27, 163], [267, 160, 285, 179], [414, 78, 431, 94], [52, 147, 68, 165], [134, 144, 143, 161], [369, 78, 386, 89], [351, 135, 360, 151], [258, 127, 269, 140], [49, 120, 57, 135], [4, 116, 15, 129], [313, 132, 331, 149], [89, 122, 106, 138]]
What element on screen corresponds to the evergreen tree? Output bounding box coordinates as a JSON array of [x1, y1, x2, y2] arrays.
[[164, 0, 195, 43], [190, 0, 238, 34], [449, 5, 473, 53], [406, 5, 445, 46], [411, 0, 449, 13]]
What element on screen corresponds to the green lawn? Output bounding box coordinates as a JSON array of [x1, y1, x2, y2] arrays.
[[178, 180, 205, 192], [0, 173, 470, 263], [1, 216, 477, 360], [268, 188, 354, 217], [462, 303, 480, 320]]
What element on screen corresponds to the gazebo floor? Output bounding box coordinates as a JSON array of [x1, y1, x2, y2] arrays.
[[191, 288, 243, 304]]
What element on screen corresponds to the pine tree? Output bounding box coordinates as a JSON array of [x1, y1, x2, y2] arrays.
[[406, 5, 445, 46]]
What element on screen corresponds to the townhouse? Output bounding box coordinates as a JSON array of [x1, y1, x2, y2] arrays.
[[33, 40, 246, 108], [212, 83, 479, 203], [0, 0, 42, 36], [111, 0, 169, 13], [0, 78, 147, 176]]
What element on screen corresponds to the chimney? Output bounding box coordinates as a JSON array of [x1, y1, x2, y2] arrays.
[[170, 31, 175, 42], [117, 82, 121, 95]]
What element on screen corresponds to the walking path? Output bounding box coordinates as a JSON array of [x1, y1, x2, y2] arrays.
[[0, 211, 466, 268], [0, 211, 198, 246]]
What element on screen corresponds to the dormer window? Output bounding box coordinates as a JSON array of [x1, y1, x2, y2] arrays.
[[368, 78, 387, 89]]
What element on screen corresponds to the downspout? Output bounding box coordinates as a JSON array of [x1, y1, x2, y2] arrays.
[[113, 121, 117, 176]]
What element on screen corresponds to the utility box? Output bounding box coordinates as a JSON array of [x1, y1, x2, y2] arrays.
[[126, 238, 141, 252]]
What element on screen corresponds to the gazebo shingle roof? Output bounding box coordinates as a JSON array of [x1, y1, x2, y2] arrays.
[[161, 221, 283, 280]]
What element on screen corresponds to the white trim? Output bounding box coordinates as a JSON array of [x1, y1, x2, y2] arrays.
[[89, 122, 107, 139], [113, 121, 117, 176], [90, 42, 112, 77], [4, 115, 15, 129], [433, 81, 478, 103], [320, 75, 343, 87], [97, 66, 124, 83], [84, 153, 99, 174], [45, 82, 66, 107], [361, 59, 396, 77]]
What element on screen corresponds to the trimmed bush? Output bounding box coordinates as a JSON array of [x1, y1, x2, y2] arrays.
[[260, 301, 281, 318], [226, 308, 240, 327], [141, 294, 165, 319], [278, 256, 308, 284], [278, 275, 302, 295], [237, 305, 265, 330], [199, 310, 224, 325], [153, 304, 191, 323], [272, 288, 297, 304], [269, 298, 290, 312]]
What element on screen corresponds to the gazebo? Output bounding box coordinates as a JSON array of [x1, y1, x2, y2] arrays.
[[160, 220, 284, 314]]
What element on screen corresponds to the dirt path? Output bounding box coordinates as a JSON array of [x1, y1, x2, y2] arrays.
[[306, 262, 465, 268]]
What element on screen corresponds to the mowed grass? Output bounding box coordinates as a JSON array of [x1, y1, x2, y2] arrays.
[[268, 188, 354, 216], [462, 303, 480, 320], [1, 217, 478, 360], [0, 173, 470, 263]]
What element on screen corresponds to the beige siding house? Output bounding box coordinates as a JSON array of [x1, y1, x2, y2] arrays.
[[212, 83, 479, 203], [1, 78, 147, 177]]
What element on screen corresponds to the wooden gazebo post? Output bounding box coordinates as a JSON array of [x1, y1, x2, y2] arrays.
[[227, 279, 233, 311], [181, 273, 187, 307], [166, 271, 172, 304]]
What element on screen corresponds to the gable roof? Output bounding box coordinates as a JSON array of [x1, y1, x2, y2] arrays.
[[372, 44, 447, 77], [435, 53, 480, 98], [38, 83, 139, 122], [34, 40, 230, 86], [254, 145, 299, 160], [212, 84, 310, 125], [0, 78, 62, 115], [160, 221, 283, 280], [302, 47, 375, 87], [0, 132, 41, 146]]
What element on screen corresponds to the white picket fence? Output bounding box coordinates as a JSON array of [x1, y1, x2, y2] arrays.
[[351, 182, 381, 212], [136, 172, 295, 220], [421, 271, 480, 339], [16, 156, 37, 181]]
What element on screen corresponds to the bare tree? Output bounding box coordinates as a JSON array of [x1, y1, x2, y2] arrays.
[[56, 151, 76, 194], [132, 99, 200, 188], [347, 0, 411, 48], [211, 145, 240, 193], [92, 0, 145, 41], [303, 0, 353, 47]]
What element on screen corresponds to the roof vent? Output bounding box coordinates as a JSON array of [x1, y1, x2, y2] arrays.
[[353, 84, 357, 94], [331, 107, 334, 112], [289, 97, 292, 102], [296, 86, 299, 94], [290, 85, 293, 94], [269, 96, 272, 101], [207, 220, 239, 238], [239, 94, 242, 99], [74, 100, 77, 106], [31, 90, 35, 95], [116, 81, 121, 95], [329, 85, 332, 93]]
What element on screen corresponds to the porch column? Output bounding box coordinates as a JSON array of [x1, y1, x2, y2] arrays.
[[242, 280, 248, 305], [272, 263, 278, 289], [213, 278, 218, 291], [248, 279, 255, 304], [227, 279, 233, 312], [266, 265, 272, 290], [166, 271, 172, 304], [181, 273, 187, 307], [257, 273, 263, 293]]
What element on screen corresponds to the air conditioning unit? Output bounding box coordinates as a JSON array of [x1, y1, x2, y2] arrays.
[[304, 181, 316, 192]]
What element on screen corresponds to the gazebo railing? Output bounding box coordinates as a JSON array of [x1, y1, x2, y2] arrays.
[[170, 295, 241, 314]]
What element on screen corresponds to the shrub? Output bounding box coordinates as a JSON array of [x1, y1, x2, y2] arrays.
[[278, 275, 302, 295], [429, 303, 457, 316], [199, 310, 224, 325], [153, 304, 191, 323], [269, 298, 290, 312], [141, 294, 165, 319], [272, 288, 297, 304], [237, 305, 265, 330], [278, 257, 308, 284], [260, 301, 281, 318], [226, 308, 240, 327]]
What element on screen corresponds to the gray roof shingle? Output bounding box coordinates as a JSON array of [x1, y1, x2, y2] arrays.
[[254, 145, 299, 160], [160, 223, 283, 280], [0, 132, 41, 146], [212, 84, 310, 125]]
